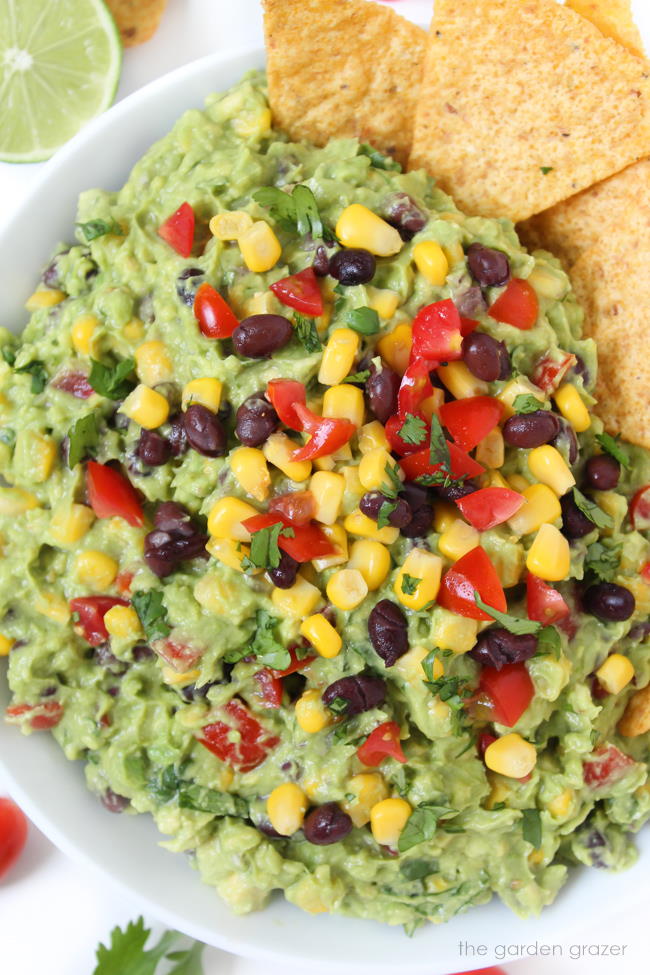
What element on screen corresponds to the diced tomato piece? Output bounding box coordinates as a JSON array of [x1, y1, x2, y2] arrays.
[[531, 351, 577, 393], [291, 403, 356, 461], [271, 644, 316, 677], [270, 267, 323, 316], [397, 359, 435, 417], [5, 700, 64, 731], [489, 278, 539, 331], [115, 571, 134, 596], [86, 462, 143, 527], [157, 202, 195, 258], [477, 732, 497, 758], [154, 639, 204, 672], [268, 490, 316, 526], [193, 282, 239, 339], [384, 413, 429, 456], [630, 485, 650, 531], [253, 669, 283, 709], [0, 798, 28, 879], [242, 512, 336, 563], [456, 487, 525, 532], [266, 378, 307, 431], [460, 317, 479, 337], [437, 546, 507, 620], [399, 441, 485, 483], [70, 596, 130, 646], [51, 371, 94, 399], [583, 744, 635, 789], [479, 663, 534, 728], [457, 968, 507, 975], [526, 572, 570, 625], [410, 298, 463, 363], [357, 721, 407, 766], [199, 699, 280, 772], [641, 562, 650, 584], [439, 395, 503, 451]]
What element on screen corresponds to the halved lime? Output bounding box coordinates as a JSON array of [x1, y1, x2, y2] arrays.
[[0, 0, 122, 163]]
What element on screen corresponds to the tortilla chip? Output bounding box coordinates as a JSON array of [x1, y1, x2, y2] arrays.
[[263, 0, 427, 166], [408, 0, 650, 222], [566, 0, 644, 58], [107, 0, 167, 47]]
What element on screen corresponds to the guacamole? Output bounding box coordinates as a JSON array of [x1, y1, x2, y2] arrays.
[[2, 73, 650, 931]]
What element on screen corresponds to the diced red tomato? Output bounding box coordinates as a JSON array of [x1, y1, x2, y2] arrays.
[[242, 512, 336, 562], [629, 485, 650, 531], [291, 403, 356, 461], [526, 572, 570, 625], [5, 700, 64, 731], [384, 413, 429, 456], [410, 298, 463, 363], [70, 596, 130, 646], [253, 669, 283, 709], [115, 571, 134, 596], [397, 359, 435, 417], [154, 639, 204, 671], [479, 663, 534, 728], [460, 317, 479, 337], [532, 351, 577, 393], [457, 968, 507, 975], [86, 462, 143, 527], [51, 371, 94, 399], [157, 202, 195, 258], [489, 278, 539, 331], [266, 378, 307, 431], [439, 395, 503, 451], [456, 487, 525, 532], [641, 562, 650, 584], [357, 721, 407, 766], [199, 699, 280, 772], [193, 282, 239, 339], [268, 491, 316, 526], [0, 798, 28, 879], [477, 732, 497, 758], [269, 267, 323, 316], [271, 644, 316, 677], [399, 441, 485, 483], [583, 744, 635, 789], [437, 546, 507, 620]]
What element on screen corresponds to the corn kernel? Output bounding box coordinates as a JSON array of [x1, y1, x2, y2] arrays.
[[295, 688, 331, 734], [233, 106, 272, 138], [485, 775, 512, 810], [475, 427, 505, 470], [326, 568, 368, 611], [432, 609, 478, 653], [484, 733, 537, 778], [103, 605, 142, 639], [528, 445, 575, 496], [413, 240, 449, 287], [123, 317, 145, 341], [14, 430, 57, 482], [507, 483, 562, 536], [433, 501, 461, 534], [596, 653, 635, 695], [207, 497, 258, 542], [74, 550, 119, 592], [181, 377, 223, 413], [272, 575, 322, 618], [0, 487, 39, 516], [358, 447, 400, 493], [395, 547, 443, 611], [71, 315, 99, 356], [209, 210, 254, 241], [442, 239, 465, 267], [51, 503, 95, 546], [498, 377, 545, 419], [438, 361, 487, 399], [34, 592, 70, 625], [420, 388, 445, 422], [313, 454, 335, 472], [554, 383, 591, 433], [358, 420, 389, 454], [25, 289, 65, 310], [162, 667, 201, 687], [370, 797, 412, 847], [206, 537, 251, 573], [438, 520, 480, 561], [377, 323, 412, 375], [342, 773, 389, 828], [526, 523, 570, 581], [119, 384, 169, 429], [322, 383, 365, 429], [0, 634, 15, 657], [508, 474, 531, 494], [547, 788, 574, 819], [347, 539, 391, 591], [312, 523, 348, 571], [343, 509, 399, 544], [340, 465, 364, 507], [318, 328, 360, 386], [484, 470, 510, 491], [230, 447, 270, 502], [308, 471, 343, 525], [527, 264, 567, 301], [263, 432, 312, 482], [336, 204, 402, 256], [133, 341, 172, 386], [238, 221, 282, 273], [394, 645, 444, 684], [300, 613, 342, 659], [267, 783, 309, 835], [366, 286, 400, 319]]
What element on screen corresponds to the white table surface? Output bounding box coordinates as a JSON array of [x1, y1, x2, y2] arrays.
[[1, 1, 649, 972]]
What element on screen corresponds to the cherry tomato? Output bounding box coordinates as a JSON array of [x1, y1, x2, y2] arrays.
[[398, 441, 485, 483], [0, 798, 28, 879], [526, 572, 569, 625], [457, 968, 507, 975], [456, 487, 524, 532], [384, 413, 429, 456], [242, 513, 336, 562], [489, 278, 539, 330], [641, 562, 650, 584], [157, 202, 195, 258], [583, 743, 635, 788], [5, 700, 64, 731], [266, 378, 307, 431], [269, 267, 324, 316], [460, 317, 479, 336], [86, 462, 143, 527], [199, 699, 280, 772], [437, 546, 507, 620], [291, 403, 356, 461], [51, 371, 94, 398], [397, 359, 435, 417], [271, 644, 316, 677], [268, 490, 316, 526], [154, 639, 204, 671], [253, 669, 283, 709], [410, 298, 463, 362], [629, 485, 650, 531], [357, 721, 407, 766], [193, 282, 239, 339], [439, 395, 503, 451], [479, 663, 534, 728], [532, 351, 577, 393], [70, 596, 130, 646]]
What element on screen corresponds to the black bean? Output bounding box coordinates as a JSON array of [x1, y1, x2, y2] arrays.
[[180, 681, 218, 702], [133, 645, 154, 661], [101, 789, 130, 813], [268, 550, 299, 589], [400, 482, 430, 510], [368, 599, 409, 666], [434, 480, 477, 502], [183, 404, 227, 457], [466, 243, 510, 288], [572, 355, 591, 388], [302, 803, 353, 845], [42, 255, 65, 289], [329, 248, 376, 286], [399, 503, 434, 538], [232, 314, 293, 359], [503, 411, 561, 449], [455, 286, 487, 320], [155, 501, 196, 536], [144, 528, 208, 577], [360, 491, 412, 528], [469, 628, 538, 671], [176, 266, 205, 306], [167, 414, 188, 456], [560, 492, 594, 539], [257, 820, 284, 839], [312, 245, 331, 277], [322, 674, 386, 716], [552, 418, 579, 466], [236, 393, 279, 446], [94, 643, 128, 674], [583, 583, 635, 622], [462, 332, 511, 382], [366, 364, 400, 423], [383, 193, 427, 240], [137, 430, 171, 467], [584, 455, 620, 491]]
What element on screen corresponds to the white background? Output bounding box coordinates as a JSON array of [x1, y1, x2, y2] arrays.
[[1, 1, 650, 973]]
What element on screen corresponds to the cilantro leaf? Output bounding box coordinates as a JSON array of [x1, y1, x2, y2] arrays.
[[15, 359, 47, 393], [421, 658, 471, 735], [242, 523, 294, 572], [398, 413, 427, 446], [343, 370, 371, 385], [521, 808, 542, 848], [292, 184, 324, 238], [248, 609, 291, 671], [584, 540, 621, 582], [77, 218, 124, 243], [131, 590, 171, 643], [93, 917, 180, 975], [166, 943, 205, 975], [512, 394, 544, 415], [380, 460, 403, 498], [1, 345, 17, 366], [540, 166, 554, 175], [474, 592, 541, 634], [252, 184, 333, 241], [326, 695, 349, 716], [536, 625, 562, 658], [401, 573, 421, 596], [429, 414, 450, 469], [400, 858, 438, 881], [595, 432, 631, 470], [572, 487, 613, 530], [148, 766, 182, 804], [89, 357, 135, 399], [67, 412, 99, 468], [178, 784, 248, 818], [397, 801, 456, 853], [293, 314, 322, 353], [377, 499, 397, 529], [358, 144, 402, 171], [345, 306, 380, 335]]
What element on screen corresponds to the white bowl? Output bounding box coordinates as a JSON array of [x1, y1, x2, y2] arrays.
[[1, 45, 649, 974]]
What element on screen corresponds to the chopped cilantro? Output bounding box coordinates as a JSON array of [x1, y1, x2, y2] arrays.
[[343, 370, 370, 385], [77, 218, 124, 242], [536, 625, 562, 658], [249, 610, 291, 671], [15, 359, 47, 393], [293, 313, 322, 353], [540, 166, 554, 175], [401, 573, 421, 596], [345, 306, 380, 335], [92, 916, 204, 975], [242, 522, 295, 572], [398, 413, 428, 446], [572, 487, 613, 530], [1, 345, 16, 366], [474, 592, 541, 634], [429, 414, 449, 468], [131, 589, 171, 643], [521, 808, 542, 848], [178, 784, 248, 817], [397, 801, 456, 853], [380, 460, 403, 498], [326, 695, 349, 715], [584, 540, 621, 582], [358, 143, 402, 171], [595, 432, 631, 470], [252, 184, 334, 242], [399, 858, 438, 881], [421, 657, 471, 735], [377, 499, 397, 529], [67, 412, 99, 468], [512, 394, 544, 415], [89, 357, 135, 400]]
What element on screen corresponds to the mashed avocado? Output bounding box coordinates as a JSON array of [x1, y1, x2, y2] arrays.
[[1, 73, 650, 931]]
